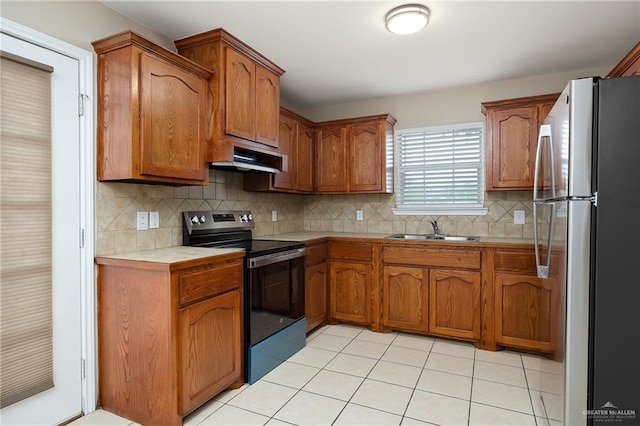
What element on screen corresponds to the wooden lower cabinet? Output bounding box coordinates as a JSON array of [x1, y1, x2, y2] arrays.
[[180, 289, 242, 414], [330, 261, 371, 325], [428, 269, 481, 340], [96, 252, 244, 426], [322, 239, 559, 357], [306, 262, 328, 331], [382, 266, 428, 333], [490, 247, 561, 354], [305, 240, 329, 332], [494, 272, 558, 353]]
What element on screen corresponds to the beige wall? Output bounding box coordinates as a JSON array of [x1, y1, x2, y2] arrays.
[[2, 2, 617, 252], [0, 1, 174, 51], [296, 66, 610, 127], [296, 66, 611, 238]]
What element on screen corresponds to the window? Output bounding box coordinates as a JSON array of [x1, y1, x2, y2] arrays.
[[393, 122, 487, 215]]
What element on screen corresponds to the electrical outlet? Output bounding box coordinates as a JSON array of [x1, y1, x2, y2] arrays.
[[272, 210, 278, 222], [356, 210, 364, 221], [514, 210, 525, 225], [149, 211, 160, 228], [137, 211, 149, 230]]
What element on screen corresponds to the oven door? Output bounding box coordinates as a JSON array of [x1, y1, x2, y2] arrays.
[[247, 249, 305, 346]]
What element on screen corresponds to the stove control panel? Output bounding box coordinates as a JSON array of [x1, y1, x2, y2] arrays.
[[183, 210, 255, 235], [212, 213, 236, 222]]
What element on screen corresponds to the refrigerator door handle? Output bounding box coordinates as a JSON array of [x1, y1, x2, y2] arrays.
[[533, 124, 556, 202], [533, 201, 555, 279]]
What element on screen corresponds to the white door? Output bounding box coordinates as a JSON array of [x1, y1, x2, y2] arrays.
[[0, 32, 83, 425]]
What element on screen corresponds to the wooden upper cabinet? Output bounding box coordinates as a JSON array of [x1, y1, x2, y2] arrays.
[[225, 49, 256, 142], [296, 121, 315, 192], [225, 49, 279, 147], [255, 66, 280, 147], [243, 107, 315, 193], [175, 28, 285, 169], [316, 125, 348, 192], [272, 114, 296, 190], [350, 122, 382, 192], [482, 94, 559, 191], [607, 41, 640, 77], [315, 114, 396, 194], [93, 31, 212, 185]]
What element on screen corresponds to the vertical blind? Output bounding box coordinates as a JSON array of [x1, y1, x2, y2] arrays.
[[0, 55, 54, 408], [395, 123, 485, 214]]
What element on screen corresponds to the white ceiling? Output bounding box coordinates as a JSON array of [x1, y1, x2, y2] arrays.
[[101, 1, 640, 109]]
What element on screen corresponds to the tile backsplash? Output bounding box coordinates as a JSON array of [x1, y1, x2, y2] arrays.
[[96, 170, 305, 256], [96, 171, 534, 256], [303, 191, 534, 239]]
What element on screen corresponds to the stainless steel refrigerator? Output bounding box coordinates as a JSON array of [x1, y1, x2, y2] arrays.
[[533, 75, 640, 425]]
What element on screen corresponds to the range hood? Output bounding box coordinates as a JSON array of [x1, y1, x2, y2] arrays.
[[210, 146, 286, 174]]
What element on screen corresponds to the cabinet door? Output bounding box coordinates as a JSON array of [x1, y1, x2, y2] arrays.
[[225, 48, 256, 141], [139, 52, 207, 181], [349, 122, 382, 192], [428, 269, 481, 340], [494, 272, 557, 352], [382, 266, 428, 333], [305, 262, 328, 332], [273, 115, 296, 190], [180, 289, 242, 414], [297, 122, 315, 192], [315, 126, 348, 192], [329, 261, 370, 324], [255, 66, 280, 147], [487, 107, 538, 189]]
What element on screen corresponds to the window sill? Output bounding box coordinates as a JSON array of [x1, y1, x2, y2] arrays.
[[392, 206, 488, 216]]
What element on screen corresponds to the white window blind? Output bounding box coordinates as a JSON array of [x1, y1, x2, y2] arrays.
[[393, 123, 487, 215]]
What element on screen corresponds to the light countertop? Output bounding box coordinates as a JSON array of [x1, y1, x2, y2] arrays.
[[95, 246, 244, 264], [258, 231, 534, 245]]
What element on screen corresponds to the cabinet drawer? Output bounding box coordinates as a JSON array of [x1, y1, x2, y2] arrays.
[[180, 262, 243, 305], [383, 246, 480, 270], [306, 242, 328, 267], [329, 242, 372, 262], [493, 250, 559, 275]]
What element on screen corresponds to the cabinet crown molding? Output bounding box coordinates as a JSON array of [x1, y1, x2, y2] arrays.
[[92, 30, 213, 79], [481, 93, 560, 114], [174, 28, 285, 76]]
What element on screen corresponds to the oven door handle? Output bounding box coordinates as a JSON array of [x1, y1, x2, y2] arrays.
[[247, 247, 306, 269]]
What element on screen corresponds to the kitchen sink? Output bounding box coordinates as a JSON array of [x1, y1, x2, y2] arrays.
[[385, 233, 480, 242]]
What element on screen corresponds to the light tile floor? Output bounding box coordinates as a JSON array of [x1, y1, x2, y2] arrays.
[[71, 324, 564, 426]]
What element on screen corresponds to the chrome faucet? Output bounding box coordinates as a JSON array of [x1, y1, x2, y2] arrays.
[[430, 220, 439, 235]]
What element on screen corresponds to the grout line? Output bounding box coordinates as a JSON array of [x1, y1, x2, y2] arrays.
[[467, 347, 476, 426]]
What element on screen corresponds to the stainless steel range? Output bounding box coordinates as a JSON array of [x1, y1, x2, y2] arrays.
[[182, 210, 306, 384]]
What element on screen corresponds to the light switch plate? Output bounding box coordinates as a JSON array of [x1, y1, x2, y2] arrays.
[[356, 210, 364, 221], [137, 211, 149, 230], [272, 210, 277, 222], [514, 210, 525, 225], [149, 211, 160, 228]]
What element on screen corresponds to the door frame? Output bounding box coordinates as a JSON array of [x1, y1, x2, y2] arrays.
[[1, 17, 97, 415]]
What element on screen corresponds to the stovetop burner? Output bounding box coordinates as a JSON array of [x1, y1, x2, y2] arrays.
[[182, 210, 303, 257]]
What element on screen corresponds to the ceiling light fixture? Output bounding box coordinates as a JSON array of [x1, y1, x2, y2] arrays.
[[385, 3, 431, 35]]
